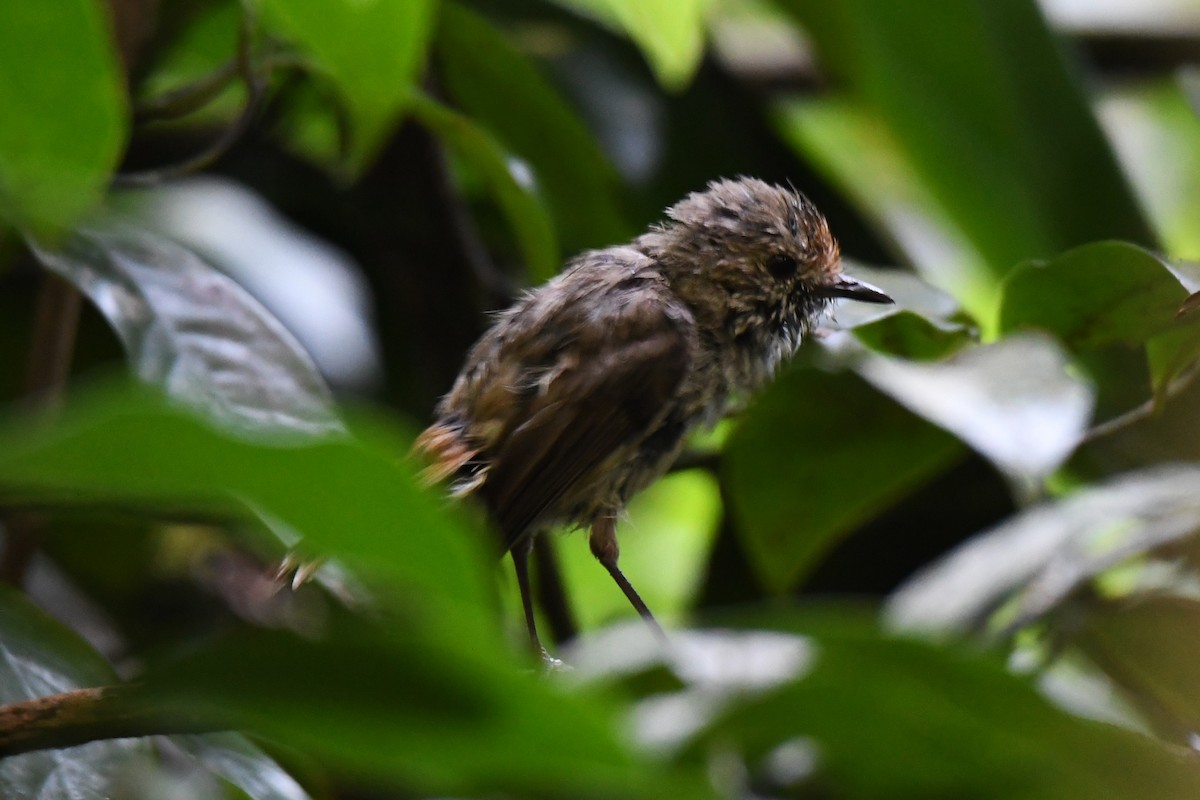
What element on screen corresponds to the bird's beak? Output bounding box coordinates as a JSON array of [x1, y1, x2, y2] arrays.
[[820, 275, 894, 304]]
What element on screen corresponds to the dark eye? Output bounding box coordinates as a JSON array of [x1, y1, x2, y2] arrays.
[[765, 254, 798, 280]]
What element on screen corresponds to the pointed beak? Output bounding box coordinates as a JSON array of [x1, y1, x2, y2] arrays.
[[819, 275, 894, 304]]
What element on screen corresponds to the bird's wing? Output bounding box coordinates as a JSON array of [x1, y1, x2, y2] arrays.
[[481, 290, 692, 550]]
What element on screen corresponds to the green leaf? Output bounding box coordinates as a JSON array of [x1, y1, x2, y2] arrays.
[[549, 0, 711, 90], [436, 2, 631, 254], [999, 241, 1200, 406], [572, 614, 1200, 798], [725, 367, 961, 592], [776, 0, 1153, 317], [140, 620, 713, 798], [999, 242, 1190, 350], [0, 0, 127, 235], [258, 0, 437, 171], [0, 381, 495, 629], [702, 614, 1200, 799], [410, 93, 559, 281]]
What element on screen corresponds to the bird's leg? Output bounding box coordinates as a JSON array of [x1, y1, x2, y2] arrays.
[[589, 516, 668, 644], [511, 537, 554, 662]]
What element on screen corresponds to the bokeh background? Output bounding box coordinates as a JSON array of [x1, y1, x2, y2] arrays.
[[4, 0, 1200, 797]]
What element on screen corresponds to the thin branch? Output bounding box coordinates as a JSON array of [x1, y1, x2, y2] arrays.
[[1082, 360, 1200, 444], [134, 59, 241, 123], [0, 685, 217, 758], [113, 14, 268, 187]]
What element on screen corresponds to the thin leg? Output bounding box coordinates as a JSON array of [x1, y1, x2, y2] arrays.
[[533, 534, 578, 644], [511, 538, 550, 659], [589, 517, 668, 645]]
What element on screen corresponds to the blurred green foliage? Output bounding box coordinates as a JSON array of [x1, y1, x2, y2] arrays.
[[3, 0, 1200, 797]]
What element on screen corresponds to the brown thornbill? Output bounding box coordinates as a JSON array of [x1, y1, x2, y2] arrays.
[[416, 177, 892, 658]]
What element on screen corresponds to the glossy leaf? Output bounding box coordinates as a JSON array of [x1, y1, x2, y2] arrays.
[[704, 616, 1200, 799], [0, 0, 126, 235], [258, 0, 437, 170], [888, 464, 1200, 635], [0, 586, 147, 799], [726, 367, 961, 592], [550, 0, 710, 90], [776, 0, 1153, 316], [436, 3, 631, 255], [31, 222, 341, 438], [857, 333, 1095, 493], [161, 734, 312, 800], [0, 586, 313, 800], [571, 616, 1200, 798], [410, 93, 559, 281]]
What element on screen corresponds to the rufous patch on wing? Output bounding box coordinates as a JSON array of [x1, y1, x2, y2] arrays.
[[413, 423, 478, 487]]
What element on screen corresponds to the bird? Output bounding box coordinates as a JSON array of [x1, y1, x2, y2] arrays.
[[415, 177, 892, 658]]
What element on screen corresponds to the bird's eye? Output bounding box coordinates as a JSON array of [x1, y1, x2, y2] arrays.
[[765, 254, 798, 280]]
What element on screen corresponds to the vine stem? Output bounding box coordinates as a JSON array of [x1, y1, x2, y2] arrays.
[[1, 272, 83, 586]]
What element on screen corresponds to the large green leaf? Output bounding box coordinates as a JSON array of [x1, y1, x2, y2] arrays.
[[0, 0, 127, 235], [571, 614, 1200, 798], [998, 241, 1200, 406], [436, 3, 631, 258], [258, 0, 437, 171], [725, 367, 961, 593], [139, 618, 713, 798], [709, 616, 1200, 799], [775, 0, 1153, 319], [856, 334, 1096, 496], [0, 382, 494, 628], [999, 242, 1190, 351]]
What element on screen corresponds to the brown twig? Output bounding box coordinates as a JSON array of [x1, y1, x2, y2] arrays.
[[0, 685, 217, 758], [1082, 360, 1200, 443]]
